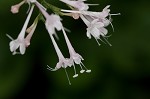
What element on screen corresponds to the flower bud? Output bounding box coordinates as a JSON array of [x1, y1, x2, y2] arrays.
[[11, 1, 25, 14]]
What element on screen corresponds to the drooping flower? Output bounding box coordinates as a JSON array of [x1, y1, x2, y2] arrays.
[[47, 33, 74, 71], [45, 14, 62, 35], [34, 0, 91, 78], [34, 0, 61, 39], [61, 5, 120, 45], [7, 5, 35, 55], [46, 19, 74, 85], [80, 15, 111, 46], [62, 27, 91, 78]]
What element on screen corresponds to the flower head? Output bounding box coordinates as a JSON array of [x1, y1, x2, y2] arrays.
[[62, 27, 91, 77]]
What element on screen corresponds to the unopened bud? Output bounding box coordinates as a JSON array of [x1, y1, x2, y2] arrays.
[[11, 5, 20, 14], [72, 13, 80, 19], [11, 1, 25, 14]]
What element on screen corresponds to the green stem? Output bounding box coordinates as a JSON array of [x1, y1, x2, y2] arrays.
[[42, 0, 64, 16]]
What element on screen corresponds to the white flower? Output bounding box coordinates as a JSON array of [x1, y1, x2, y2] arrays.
[[34, 1, 61, 39], [80, 16, 110, 45], [47, 30, 74, 85], [47, 33, 74, 71], [62, 27, 91, 78], [61, 5, 118, 46], [7, 5, 35, 55]]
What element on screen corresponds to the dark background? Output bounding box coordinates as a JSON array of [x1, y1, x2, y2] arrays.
[[0, 0, 150, 99]]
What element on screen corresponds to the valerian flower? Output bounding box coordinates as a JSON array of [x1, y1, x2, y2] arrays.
[[62, 27, 91, 76], [7, 5, 35, 55], [34, 0, 91, 80], [61, 5, 120, 45]]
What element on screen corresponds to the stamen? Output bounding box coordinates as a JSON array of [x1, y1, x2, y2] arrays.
[[81, 63, 91, 73], [64, 68, 71, 85], [6, 34, 14, 40], [64, 27, 71, 33], [61, 9, 81, 13], [108, 18, 114, 32], [96, 36, 107, 45], [79, 64, 85, 73], [94, 38, 101, 46], [73, 65, 78, 78], [12, 51, 21, 55], [87, 4, 99, 6], [102, 36, 112, 46], [110, 13, 121, 16]]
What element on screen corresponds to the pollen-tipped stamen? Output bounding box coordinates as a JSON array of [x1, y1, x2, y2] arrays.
[[79, 64, 85, 73], [47, 65, 58, 71], [80, 63, 91, 73], [73, 65, 78, 78], [102, 36, 112, 46]]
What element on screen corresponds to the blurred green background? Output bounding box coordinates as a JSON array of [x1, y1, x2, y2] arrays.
[[0, 0, 150, 99]]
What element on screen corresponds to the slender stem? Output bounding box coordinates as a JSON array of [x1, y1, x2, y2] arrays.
[[42, 0, 64, 16], [49, 33, 64, 60], [62, 27, 75, 55]]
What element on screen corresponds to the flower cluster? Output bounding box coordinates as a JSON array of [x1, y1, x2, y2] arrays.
[[7, 0, 119, 85]]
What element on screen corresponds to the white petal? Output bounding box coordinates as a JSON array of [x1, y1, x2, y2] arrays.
[[100, 27, 108, 36], [102, 19, 110, 26], [19, 43, 26, 55], [55, 21, 62, 31], [9, 40, 19, 52]]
